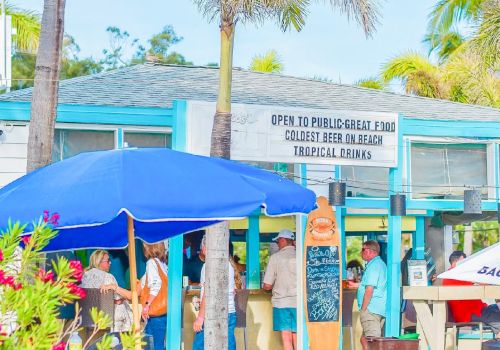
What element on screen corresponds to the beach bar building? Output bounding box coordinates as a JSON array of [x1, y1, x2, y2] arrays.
[[0, 63, 499, 349]]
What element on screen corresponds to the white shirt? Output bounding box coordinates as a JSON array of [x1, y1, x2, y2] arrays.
[[200, 261, 236, 313], [140, 258, 168, 297]]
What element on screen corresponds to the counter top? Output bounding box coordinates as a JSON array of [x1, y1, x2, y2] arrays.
[[184, 288, 272, 296]]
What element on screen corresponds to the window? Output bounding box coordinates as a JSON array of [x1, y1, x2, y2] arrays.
[[341, 166, 389, 198], [124, 132, 171, 148], [410, 143, 487, 199], [52, 129, 115, 162]]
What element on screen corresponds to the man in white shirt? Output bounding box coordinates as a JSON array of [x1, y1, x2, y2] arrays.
[[263, 229, 297, 350], [192, 235, 237, 350]]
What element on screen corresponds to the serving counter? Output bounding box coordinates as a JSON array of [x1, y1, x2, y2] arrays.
[[182, 289, 282, 349]]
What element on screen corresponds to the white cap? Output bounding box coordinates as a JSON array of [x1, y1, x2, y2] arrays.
[[272, 229, 295, 241]]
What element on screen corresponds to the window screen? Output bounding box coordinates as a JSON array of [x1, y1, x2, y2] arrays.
[[52, 129, 115, 162], [410, 143, 487, 199], [124, 132, 171, 148], [341, 166, 389, 198]]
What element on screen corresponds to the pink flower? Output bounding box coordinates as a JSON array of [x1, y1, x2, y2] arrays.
[[69, 260, 83, 282], [21, 236, 30, 245], [50, 213, 60, 226], [43, 210, 50, 223], [0, 249, 3, 262], [36, 269, 55, 283], [52, 342, 66, 350], [67, 283, 86, 299]]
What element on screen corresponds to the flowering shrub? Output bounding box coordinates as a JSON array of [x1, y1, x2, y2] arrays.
[[0, 219, 141, 349]]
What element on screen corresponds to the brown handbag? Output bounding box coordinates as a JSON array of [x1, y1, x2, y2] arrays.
[[140, 259, 168, 317]]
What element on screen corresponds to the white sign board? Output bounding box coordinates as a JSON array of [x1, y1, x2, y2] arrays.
[[186, 101, 398, 167]]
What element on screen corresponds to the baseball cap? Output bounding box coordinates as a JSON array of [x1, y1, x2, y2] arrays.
[[272, 229, 295, 241]]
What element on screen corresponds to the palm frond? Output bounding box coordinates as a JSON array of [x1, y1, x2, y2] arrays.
[[427, 0, 484, 34], [249, 50, 284, 73], [329, 0, 380, 37], [6, 2, 41, 53], [277, 0, 309, 32], [355, 77, 385, 90], [469, 0, 500, 67], [423, 28, 465, 62], [381, 52, 447, 98]]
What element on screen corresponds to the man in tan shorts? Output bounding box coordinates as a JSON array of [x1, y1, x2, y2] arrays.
[[348, 240, 387, 349]]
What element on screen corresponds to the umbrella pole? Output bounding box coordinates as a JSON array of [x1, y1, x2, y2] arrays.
[[127, 214, 141, 348]]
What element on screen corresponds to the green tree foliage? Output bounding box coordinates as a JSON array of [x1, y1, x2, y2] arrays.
[[103, 25, 192, 69], [454, 221, 499, 253], [382, 49, 499, 107], [6, 2, 41, 53], [355, 77, 386, 90], [132, 25, 193, 65], [8, 25, 190, 92], [249, 50, 283, 73], [423, 28, 465, 62]]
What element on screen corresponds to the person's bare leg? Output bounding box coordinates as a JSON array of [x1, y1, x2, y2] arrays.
[[281, 331, 293, 350], [361, 335, 368, 350], [292, 332, 297, 349]]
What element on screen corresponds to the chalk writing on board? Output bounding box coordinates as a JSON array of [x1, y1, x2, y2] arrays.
[[306, 245, 340, 322]]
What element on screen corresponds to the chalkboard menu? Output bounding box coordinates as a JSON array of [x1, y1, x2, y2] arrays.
[[306, 245, 340, 322]]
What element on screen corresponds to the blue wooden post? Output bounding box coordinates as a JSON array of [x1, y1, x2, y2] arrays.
[[334, 165, 348, 280], [297, 164, 310, 350], [246, 214, 261, 289], [385, 114, 403, 337], [413, 217, 425, 260], [166, 100, 187, 350]]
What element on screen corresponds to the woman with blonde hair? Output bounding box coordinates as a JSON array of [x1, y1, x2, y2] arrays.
[[81, 249, 132, 332], [102, 242, 168, 350]]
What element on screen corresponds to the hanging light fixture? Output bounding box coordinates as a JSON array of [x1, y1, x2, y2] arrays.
[[328, 181, 346, 206], [390, 194, 406, 216], [463, 189, 482, 215]]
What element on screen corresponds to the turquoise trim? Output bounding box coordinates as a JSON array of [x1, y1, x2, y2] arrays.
[[166, 100, 188, 350], [494, 144, 499, 202], [408, 199, 497, 211], [414, 217, 425, 260], [0, 101, 174, 126], [344, 197, 498, 211], [402, 118, 500, 138], [116, 128, 124, 149], [246, 215, 260, 289], [299, 164, 310, 350], [385, 113, 404, 337]]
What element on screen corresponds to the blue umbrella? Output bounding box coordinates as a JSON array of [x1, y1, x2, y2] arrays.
[[0, 147, 316, 250], [0, 147, 316, 330]]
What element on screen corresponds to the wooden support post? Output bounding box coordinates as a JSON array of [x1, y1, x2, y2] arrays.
[[127, 215, 141, 349]]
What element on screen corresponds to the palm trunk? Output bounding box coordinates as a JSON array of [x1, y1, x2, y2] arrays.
[[205, 19, 234, 350], [26, 0, 65, 172]]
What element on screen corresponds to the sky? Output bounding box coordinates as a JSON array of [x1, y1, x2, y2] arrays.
[[13, 0, 437, 85]]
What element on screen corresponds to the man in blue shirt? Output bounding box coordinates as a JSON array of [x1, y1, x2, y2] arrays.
[[348, 240, 387, 350]]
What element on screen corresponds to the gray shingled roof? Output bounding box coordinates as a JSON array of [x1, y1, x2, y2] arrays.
[[1, 63, 499, 121]]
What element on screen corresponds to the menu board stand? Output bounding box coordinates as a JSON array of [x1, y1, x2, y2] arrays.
[[303, 196, 343, 350]]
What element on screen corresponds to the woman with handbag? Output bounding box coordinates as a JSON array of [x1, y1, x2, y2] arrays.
[[140, 242, 168, 350], [101, 242, 168, 350]]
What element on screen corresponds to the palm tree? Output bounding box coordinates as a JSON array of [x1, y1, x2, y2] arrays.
[[193, 0, 380, 348], [381, 48, 499, 107], [26, 0, 66, 172], [381, 52, 448, 99], [427, 0, 484, 34], [250, 50, 283, 73], [423, 28, 465, 62], [469, 0, 499, 67], [355, 76, 385, 90], [5, 2, 41, 53]]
